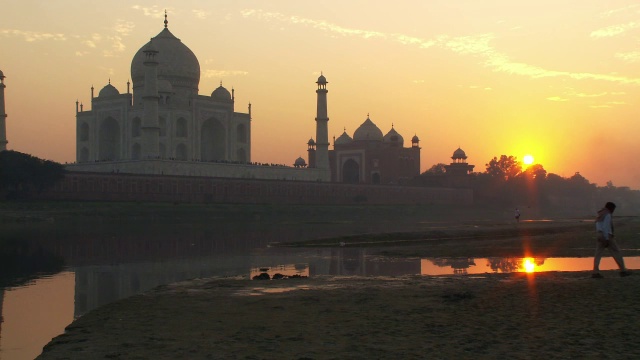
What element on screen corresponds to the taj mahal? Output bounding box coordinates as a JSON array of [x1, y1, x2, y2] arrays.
[[0, 14, 476, 186]]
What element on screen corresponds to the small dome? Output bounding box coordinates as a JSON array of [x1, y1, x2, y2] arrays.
[[211, 84, 231, 100], [317, 74, 327, 84], [158, 79, 173, 93], [383, 126, 404, 146], [307, 138, 316, 145], [411, 134, 420, 142], [98, 83, 120, 97], [335, 130, 353, 146], [0, 69, 4, 78], [294, 157, 307, 167], [452, 147, 467, 160], [353, 116, 384, 141]]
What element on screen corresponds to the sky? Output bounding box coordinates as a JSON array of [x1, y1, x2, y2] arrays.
[[2, 0, 640, 189]]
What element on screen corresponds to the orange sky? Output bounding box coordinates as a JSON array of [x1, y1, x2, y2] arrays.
[[2, 1, 640, 189]]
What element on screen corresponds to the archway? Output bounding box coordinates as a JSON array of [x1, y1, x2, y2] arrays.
[[98, 117, 120, 161], [176, 117, 187, 137], [201, 118, 226, 161], [79, 122, 89, 141], [159, 117, 167, 137], [131, 117, 141, 137], [342, 159, 360, 184], [159, 142, 166, 158], [132, 143, 141, 160], [237, 124, 247, 143], [176, 143, 188, 161]]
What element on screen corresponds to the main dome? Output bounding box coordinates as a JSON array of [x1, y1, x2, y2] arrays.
[[130, 27, 200, 93], [353, 116, 384, 141]]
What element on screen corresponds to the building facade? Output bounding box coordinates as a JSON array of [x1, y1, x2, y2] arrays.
[[69, 15, 330, 182], [75, 18, 250, 164], [308, 115, 421, 185]]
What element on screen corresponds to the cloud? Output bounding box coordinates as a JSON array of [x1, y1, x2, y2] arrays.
[[131, 5, 170, 19], [590, 22, 640, 38], [240, 9, 640, 86], [600, 4, 640, 18], [547, 97, 569, 102], [615, 51, 640, 62], [193, 9, 211, 19], [203, 70, 249, 78], [0, 29, 66, 42], [574, 92, 608, 98], [114, 20, 135, 36]]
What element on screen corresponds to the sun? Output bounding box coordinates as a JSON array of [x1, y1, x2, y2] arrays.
[[523, 154, 534, 165]]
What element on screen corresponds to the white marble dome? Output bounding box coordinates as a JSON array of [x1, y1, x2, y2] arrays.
[[130, 27, 200, 92], [211, 85, 231, 101], [98, 83, 119, 97]]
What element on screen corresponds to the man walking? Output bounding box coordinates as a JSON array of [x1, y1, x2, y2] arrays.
[[592, 202, 632, 278]]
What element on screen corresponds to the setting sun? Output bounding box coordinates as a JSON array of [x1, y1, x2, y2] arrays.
[[523, 155, 535, 166], [523, 258, 536, 273]]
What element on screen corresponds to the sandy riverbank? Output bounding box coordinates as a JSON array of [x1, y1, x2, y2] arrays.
[[38, 270, 639, 359]]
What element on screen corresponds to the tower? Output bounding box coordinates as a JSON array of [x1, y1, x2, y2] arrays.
[[141, 41, 160, 158], [0, 69, 7, 151], [314, 74, 329, 170]]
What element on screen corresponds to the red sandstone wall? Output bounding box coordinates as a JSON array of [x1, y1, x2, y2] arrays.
[[40, 172, 473, 205]]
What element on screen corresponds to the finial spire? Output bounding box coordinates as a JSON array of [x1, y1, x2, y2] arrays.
[[164, 10, 168, 28]]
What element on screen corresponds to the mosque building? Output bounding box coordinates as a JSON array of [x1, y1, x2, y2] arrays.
[[307, 116, 421, 184]]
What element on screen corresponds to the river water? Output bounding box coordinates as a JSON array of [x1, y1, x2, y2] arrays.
[[1, 220, 637, 360]]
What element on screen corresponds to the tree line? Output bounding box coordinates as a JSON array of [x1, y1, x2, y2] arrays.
[[422, 155, 640, 216]]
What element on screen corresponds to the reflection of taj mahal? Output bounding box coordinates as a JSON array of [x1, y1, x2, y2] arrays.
[[68, 15, 423, 185]]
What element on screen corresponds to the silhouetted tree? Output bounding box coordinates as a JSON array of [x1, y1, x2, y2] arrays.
[[0, 150, 67, 200], [485, 155, 522, 181], [422, 163, 447, 175]]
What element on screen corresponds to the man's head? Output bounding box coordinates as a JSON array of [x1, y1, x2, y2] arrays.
[[605, 202, 617, 212]]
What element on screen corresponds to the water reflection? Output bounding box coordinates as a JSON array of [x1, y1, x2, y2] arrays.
[[2, 242, 639, 359]]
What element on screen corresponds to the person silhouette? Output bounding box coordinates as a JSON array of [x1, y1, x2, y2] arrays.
[[592, 202, 631, 278]]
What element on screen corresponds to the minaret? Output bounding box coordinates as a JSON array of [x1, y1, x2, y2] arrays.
[[0, 69, 8, 151], [141, 40, 160, 158], [314, 74, 330, 171]]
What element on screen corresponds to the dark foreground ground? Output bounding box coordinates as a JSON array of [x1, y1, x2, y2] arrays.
[[36, 214, 640, 359]]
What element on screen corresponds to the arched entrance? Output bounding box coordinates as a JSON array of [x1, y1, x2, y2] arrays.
[[131, 143, 141, 160], [98, 117, 120, 161], [176, 143, 188, 161], [342, 159, 360, 184], [201, 118, 226, 161]]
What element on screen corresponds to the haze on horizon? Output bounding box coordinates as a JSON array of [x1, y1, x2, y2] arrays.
[[2, 1, 639, 189]]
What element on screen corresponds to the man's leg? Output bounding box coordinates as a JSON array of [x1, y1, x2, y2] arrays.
[[607, 238, 627, 271], [593, 233, 607, 273]]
